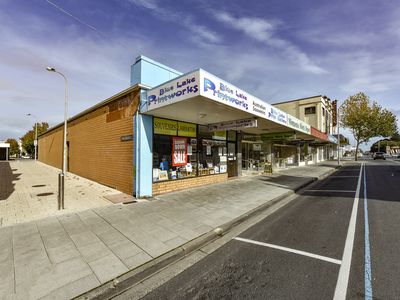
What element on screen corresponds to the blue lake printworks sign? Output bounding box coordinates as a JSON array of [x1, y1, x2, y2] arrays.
[[202, 76, 249, 111], [146, 71, 200, 109]]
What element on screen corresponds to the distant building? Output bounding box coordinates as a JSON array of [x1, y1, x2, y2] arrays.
[[273, 96, 338, 163], [0, 142, 10, 161]]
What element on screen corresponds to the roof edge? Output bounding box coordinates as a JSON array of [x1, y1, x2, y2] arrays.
[[272, 95, 324, 105], [40, 83, 149, 137]]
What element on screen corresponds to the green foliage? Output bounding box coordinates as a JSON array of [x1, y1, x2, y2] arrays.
[[5, 138, 19, 156], [370, 135, 400, 152], [21, 122, 49, 156], [340, 92, 397, 160], [391, 132, 400, 141]]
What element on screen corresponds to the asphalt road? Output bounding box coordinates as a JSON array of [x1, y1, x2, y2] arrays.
[[123, 160, 400, 300]]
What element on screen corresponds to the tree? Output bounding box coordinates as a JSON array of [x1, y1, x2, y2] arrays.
[[21, 122, 49, 157], [340, 92, 397, 161], [5, 138, 19, 157]]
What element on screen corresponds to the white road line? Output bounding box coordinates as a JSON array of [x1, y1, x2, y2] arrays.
[[306, 190, 356, 193], [329, 176, 359, 178], [233, 237, 342, 265], [333, 163, 364, 300]]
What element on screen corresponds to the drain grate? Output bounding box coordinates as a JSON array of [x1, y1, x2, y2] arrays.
[[37, 192, 54, 197]]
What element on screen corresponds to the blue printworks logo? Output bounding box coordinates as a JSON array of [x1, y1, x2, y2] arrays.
[[268, 107, 287, 124], [203, 78, 248, 110], [148, 76, 198, 106]]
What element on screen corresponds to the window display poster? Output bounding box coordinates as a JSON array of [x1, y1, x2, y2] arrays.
[[153, 168, 160, 181], [172, 137, 187, 166], [206, 145, 211, 155], [212, 130, 227, 140], [159, 170, 168, 181], [253, 144, 262, 151]]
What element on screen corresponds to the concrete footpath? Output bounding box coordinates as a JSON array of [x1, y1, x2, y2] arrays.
[[0, 161, 340, 299], [0, 160, 125, 227]]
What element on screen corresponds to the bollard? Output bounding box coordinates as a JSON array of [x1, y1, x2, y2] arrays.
[[58, 172, 65, 210]]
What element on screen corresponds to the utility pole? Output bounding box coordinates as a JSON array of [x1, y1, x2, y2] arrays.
[[27, 113, 38, 161]]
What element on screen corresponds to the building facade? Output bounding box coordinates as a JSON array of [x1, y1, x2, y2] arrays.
[[274, 96, 337, 164], [0, 142, 10, 161], [39, 55, 337, 197], [39, 86, 141, 194]]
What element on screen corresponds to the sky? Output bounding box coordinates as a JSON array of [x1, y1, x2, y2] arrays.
[[1, 0, 399, 150]]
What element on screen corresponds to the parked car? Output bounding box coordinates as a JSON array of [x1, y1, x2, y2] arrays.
[[373, 152, 386, 160]]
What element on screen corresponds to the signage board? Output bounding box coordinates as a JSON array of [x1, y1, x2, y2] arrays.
[[200, 70, 250, 112], [261, 131, 295, 140], [200, 70, 288, 126], [328, 134, 338, 144], [212, 130, 227, 140], [267, 106, 287, 125], [287, 115, 311, 135], [154, 118, 197, 137], [178, 122, 196, 137], [147, 69, 315, 139], [208, 118, 257, 131], [172, 137, 187, 166], [154, 118, 178, 135], [146, 71, 200, 110], [120, 135, 133, 142]]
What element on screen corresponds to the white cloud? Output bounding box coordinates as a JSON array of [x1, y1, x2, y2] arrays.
[[128, 0, 159, 10], [214, 11, 327, 75], [125, 0, 221, 44], [219, 13, 275, 42]]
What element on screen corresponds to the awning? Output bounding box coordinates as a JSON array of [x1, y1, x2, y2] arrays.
[[141, 69, 315, 140]]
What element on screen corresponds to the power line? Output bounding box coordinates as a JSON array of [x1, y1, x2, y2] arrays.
[[44, 0, 128, 49]]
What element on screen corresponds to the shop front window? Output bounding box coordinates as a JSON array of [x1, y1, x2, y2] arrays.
[[198, 125, 227, 176], [153, 135, 198, 182], [198, 139, 227, 176], [152, 119, 230, 183], [152, 117, 197, 182]]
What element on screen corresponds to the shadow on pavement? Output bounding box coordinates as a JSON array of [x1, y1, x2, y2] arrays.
[[257, 174, 314, 190], [0, 162, 21, 200]]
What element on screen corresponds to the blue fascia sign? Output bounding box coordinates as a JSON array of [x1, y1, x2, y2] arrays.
[[146, 70, 200, 110]]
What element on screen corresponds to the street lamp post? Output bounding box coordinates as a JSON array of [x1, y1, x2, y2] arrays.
[[337, 107, 340, 166], [26, 113, 38, 161], [46, 67, 68, 210]]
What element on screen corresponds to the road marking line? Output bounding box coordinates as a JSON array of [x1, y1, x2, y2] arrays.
[[233, 237, 342, 265], [333, 163, 364, 300], [364, 164, 373, 300], [329, 176, 359, 178], [306, 190, 356, 193]]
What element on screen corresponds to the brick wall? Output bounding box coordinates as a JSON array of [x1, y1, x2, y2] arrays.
[[38, 126, 63, 169], [152, 173, 228, 195], [39, 89, 140, 195]]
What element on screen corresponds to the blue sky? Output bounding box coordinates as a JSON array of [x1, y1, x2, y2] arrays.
[[1, 0, 399, 149]]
